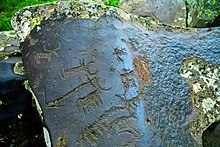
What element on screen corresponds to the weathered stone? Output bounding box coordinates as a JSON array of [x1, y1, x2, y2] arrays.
[[12, 1, 220, 146], [0, 30, 20, 61], [180, 57, 220, 145], [119, 0, 186, 26]]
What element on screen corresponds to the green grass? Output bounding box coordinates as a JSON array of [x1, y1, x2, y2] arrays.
[[104, 0, 118, 7], [0, 0, 119, 31]]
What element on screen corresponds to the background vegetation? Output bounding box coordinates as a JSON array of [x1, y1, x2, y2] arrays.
[[186, 0, 220, 25], [0, 0, 219, 31], [0, 0, 119, 31], [0, 0, 56, 31]]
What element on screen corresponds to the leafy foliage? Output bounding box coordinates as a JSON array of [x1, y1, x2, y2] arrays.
[[187, 0, 220, 24], [103, 0, 119, 7]]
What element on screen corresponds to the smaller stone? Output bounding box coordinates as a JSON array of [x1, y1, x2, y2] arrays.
[[13, 61, 26, 75]]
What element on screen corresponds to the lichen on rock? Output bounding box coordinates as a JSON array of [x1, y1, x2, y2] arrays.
[[202, 98, 216, 113], [11, 0, 194, 42], [180, 57, 220, 146], [13, 61, 26, 75]]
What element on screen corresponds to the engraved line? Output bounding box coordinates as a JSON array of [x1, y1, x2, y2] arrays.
[[86, 75, 112, 91], [47, 77, 97, 107], [43, 42, 60, 57], [60, 60, 98, 79], [77, 106, 127, 145], [35, 52, 52, 62]]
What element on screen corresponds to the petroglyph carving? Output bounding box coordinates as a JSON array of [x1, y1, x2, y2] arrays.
[[78, 126, 99, 146], [45, 57, 111, 109], [120, 69, 136, 91], [77, 110, 141, 146], [76, 90, 102, 115], [88, 75, 112, 91], [35, 52, 53, 64], [46, 78, 97, 108], [118, 120, 141, 140], [127, 38, 139, 52], [38, 89, 63, 109], [77, 107, 127, 146], [34, 42, 60, 64], [43, 42, 61, 57], [115, 94, 138, 115], [60, 59, 97, 79], [60, 59, 85, 79], [113, 47, 127, 62], [115, 90, 145, 115], [108, 116, 141, 141]]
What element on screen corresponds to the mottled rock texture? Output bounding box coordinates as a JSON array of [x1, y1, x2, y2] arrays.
[[12, 1, 220, 146], [0, 31, 20, 61], [0, 30, 25, 81], [119, 0, 186, 26]]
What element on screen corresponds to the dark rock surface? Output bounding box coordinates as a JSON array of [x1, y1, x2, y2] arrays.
[[11, 1, 220, 146]]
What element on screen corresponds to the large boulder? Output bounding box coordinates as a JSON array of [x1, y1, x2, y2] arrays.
[[119, 0, 186, 26], [12, 1, 220, 146]]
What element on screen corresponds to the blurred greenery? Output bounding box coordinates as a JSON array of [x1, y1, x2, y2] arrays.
[[104, 0, 118, 7], [0, 0, 119, 31], [187, 0, 220, 25]]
